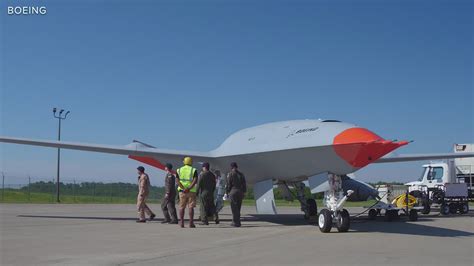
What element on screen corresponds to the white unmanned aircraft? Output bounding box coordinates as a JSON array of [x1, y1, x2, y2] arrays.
[[1, 119, 472, 232]]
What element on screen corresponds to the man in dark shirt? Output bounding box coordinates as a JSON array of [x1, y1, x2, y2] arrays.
[[161, 163, 178, 224], [226, 162, 247, 227], [197, 162, 218, 225]]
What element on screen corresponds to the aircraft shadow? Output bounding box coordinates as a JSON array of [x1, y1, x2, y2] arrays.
[[249, 214, 311, 226], [17, 214, 237, 223], [17, 212, 474, 237], [251, 213, 474, 237], [349, 217, 474, 237], [18, 215, 144, 221]]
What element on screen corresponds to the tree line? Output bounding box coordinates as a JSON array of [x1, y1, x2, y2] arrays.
[[18, 180, 403, 201]]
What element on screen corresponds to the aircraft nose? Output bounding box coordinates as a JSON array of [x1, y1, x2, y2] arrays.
[[333, 127, 408, 168]]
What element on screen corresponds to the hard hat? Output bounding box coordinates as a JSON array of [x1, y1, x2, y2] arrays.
[[183, 157, 193, 165]]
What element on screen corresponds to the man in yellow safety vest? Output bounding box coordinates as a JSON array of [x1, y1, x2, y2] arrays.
[[176, 157, 198, 228]]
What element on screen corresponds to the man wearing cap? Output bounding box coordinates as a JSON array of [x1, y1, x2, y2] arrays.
[[226, 162, 247, 227], [197, 162, 219, 225], [176, 157, 198, 228], [136, 166, 155, 223], [161, 163, 178, 224]]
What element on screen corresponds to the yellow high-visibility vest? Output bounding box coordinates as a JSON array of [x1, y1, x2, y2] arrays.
[[177, 165, 197, 193]]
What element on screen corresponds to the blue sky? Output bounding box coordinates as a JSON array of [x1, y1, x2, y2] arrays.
[[1, 0, 472, 186]]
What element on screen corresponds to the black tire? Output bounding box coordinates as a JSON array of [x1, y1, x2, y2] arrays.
[[449, 203, 458, 214], [458, 203, 469, 214], [432, 191, 444, 204], [336, 209, 350, 232], [318, 209, 333, 233], [421, 202, 431, 215], [384, 210, 398, 221], [440, 203, 450, 215], [368, 209, 377, 220], [307, 198, 318, 216], [409, 209, 418, 221]]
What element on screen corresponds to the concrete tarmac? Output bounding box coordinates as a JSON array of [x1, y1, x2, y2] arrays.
[[0, 204, 473, 266]]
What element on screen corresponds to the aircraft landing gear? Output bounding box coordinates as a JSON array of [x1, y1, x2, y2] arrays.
[[317, 174, 354, 233], [282, 182, 318, 220], [318, 209, 332, 232], [304, 198, 318, 220]]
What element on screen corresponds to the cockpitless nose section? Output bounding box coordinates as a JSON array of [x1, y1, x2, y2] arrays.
[[333, 127, 408, 168]]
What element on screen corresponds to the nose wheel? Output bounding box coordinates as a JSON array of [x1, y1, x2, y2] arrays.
[[318, 209, 333, 233], [318, 209, 350, 232], [335, 209, 350, 232], [317, 174, 354, 233]]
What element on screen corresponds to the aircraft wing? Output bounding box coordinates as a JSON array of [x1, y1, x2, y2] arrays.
[[0, 136, 213, 163], [375, 152, 474, 163]]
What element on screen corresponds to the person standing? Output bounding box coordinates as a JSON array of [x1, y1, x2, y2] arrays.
[[161, 163, 178, 224], [226, 162, 246, 227], [214, 170, 226, 214], [136, 166, 155, 223], [176, 157, 198, 228], [197, 162, 218, 225]]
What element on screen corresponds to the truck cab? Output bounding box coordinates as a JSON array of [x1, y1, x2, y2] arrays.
[[406, 161, 456, 192]]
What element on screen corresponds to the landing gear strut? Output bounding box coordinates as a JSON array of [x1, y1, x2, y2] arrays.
[[282, 182, 318, 220], [317, 174, 354, 233], [296, 182, 318, 220]]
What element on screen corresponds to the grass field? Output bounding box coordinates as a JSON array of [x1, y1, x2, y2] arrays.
[[3, 189, 471, 208], [0, 189, 377, 207], [0, 190, 141, 204]]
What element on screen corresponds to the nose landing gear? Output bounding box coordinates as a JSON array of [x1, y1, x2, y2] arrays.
[[317, 174, 354, 233]]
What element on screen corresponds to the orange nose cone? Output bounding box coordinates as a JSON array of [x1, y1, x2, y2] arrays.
[[333, 128, 408, 168]]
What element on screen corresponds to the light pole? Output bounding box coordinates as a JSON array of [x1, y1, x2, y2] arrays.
[[53, 108, 70, 203]]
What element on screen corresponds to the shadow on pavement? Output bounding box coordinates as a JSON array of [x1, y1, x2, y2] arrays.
[[350, 218, 474, 237], [17, 211, 474, 237], [251, 213, 474, 237], [17, 214, 237, 223], [249, 214, 310, 226], [18, 215, 141, 221]]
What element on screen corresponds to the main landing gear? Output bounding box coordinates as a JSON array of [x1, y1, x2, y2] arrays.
[[281, 182, 318, 220], [317, 174, 354, 233]]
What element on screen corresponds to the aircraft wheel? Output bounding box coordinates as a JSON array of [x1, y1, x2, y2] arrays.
[[421, 203, 431, 215], [458, 203, 469, 214], [318, 209, 332, 233], [307, 199, 318, 215], [336, 209, 350, 232], [440, 203, 450, 215], [449, 203, 458, 214], [368, 209, 377, 220], [408, 209, 418, 221]]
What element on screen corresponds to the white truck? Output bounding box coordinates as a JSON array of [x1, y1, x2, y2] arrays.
[[406, 143, 473, 215]]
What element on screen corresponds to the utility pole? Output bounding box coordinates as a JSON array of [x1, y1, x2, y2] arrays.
[[28, 175, 31, 202], [1, 172, 4, 202], [53, 108, 70, 203]]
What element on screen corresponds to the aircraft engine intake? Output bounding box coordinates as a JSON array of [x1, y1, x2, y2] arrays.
[[340, 175, 378, 201]]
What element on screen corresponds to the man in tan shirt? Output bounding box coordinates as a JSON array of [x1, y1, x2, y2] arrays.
[[136, 166, 156, 223]]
